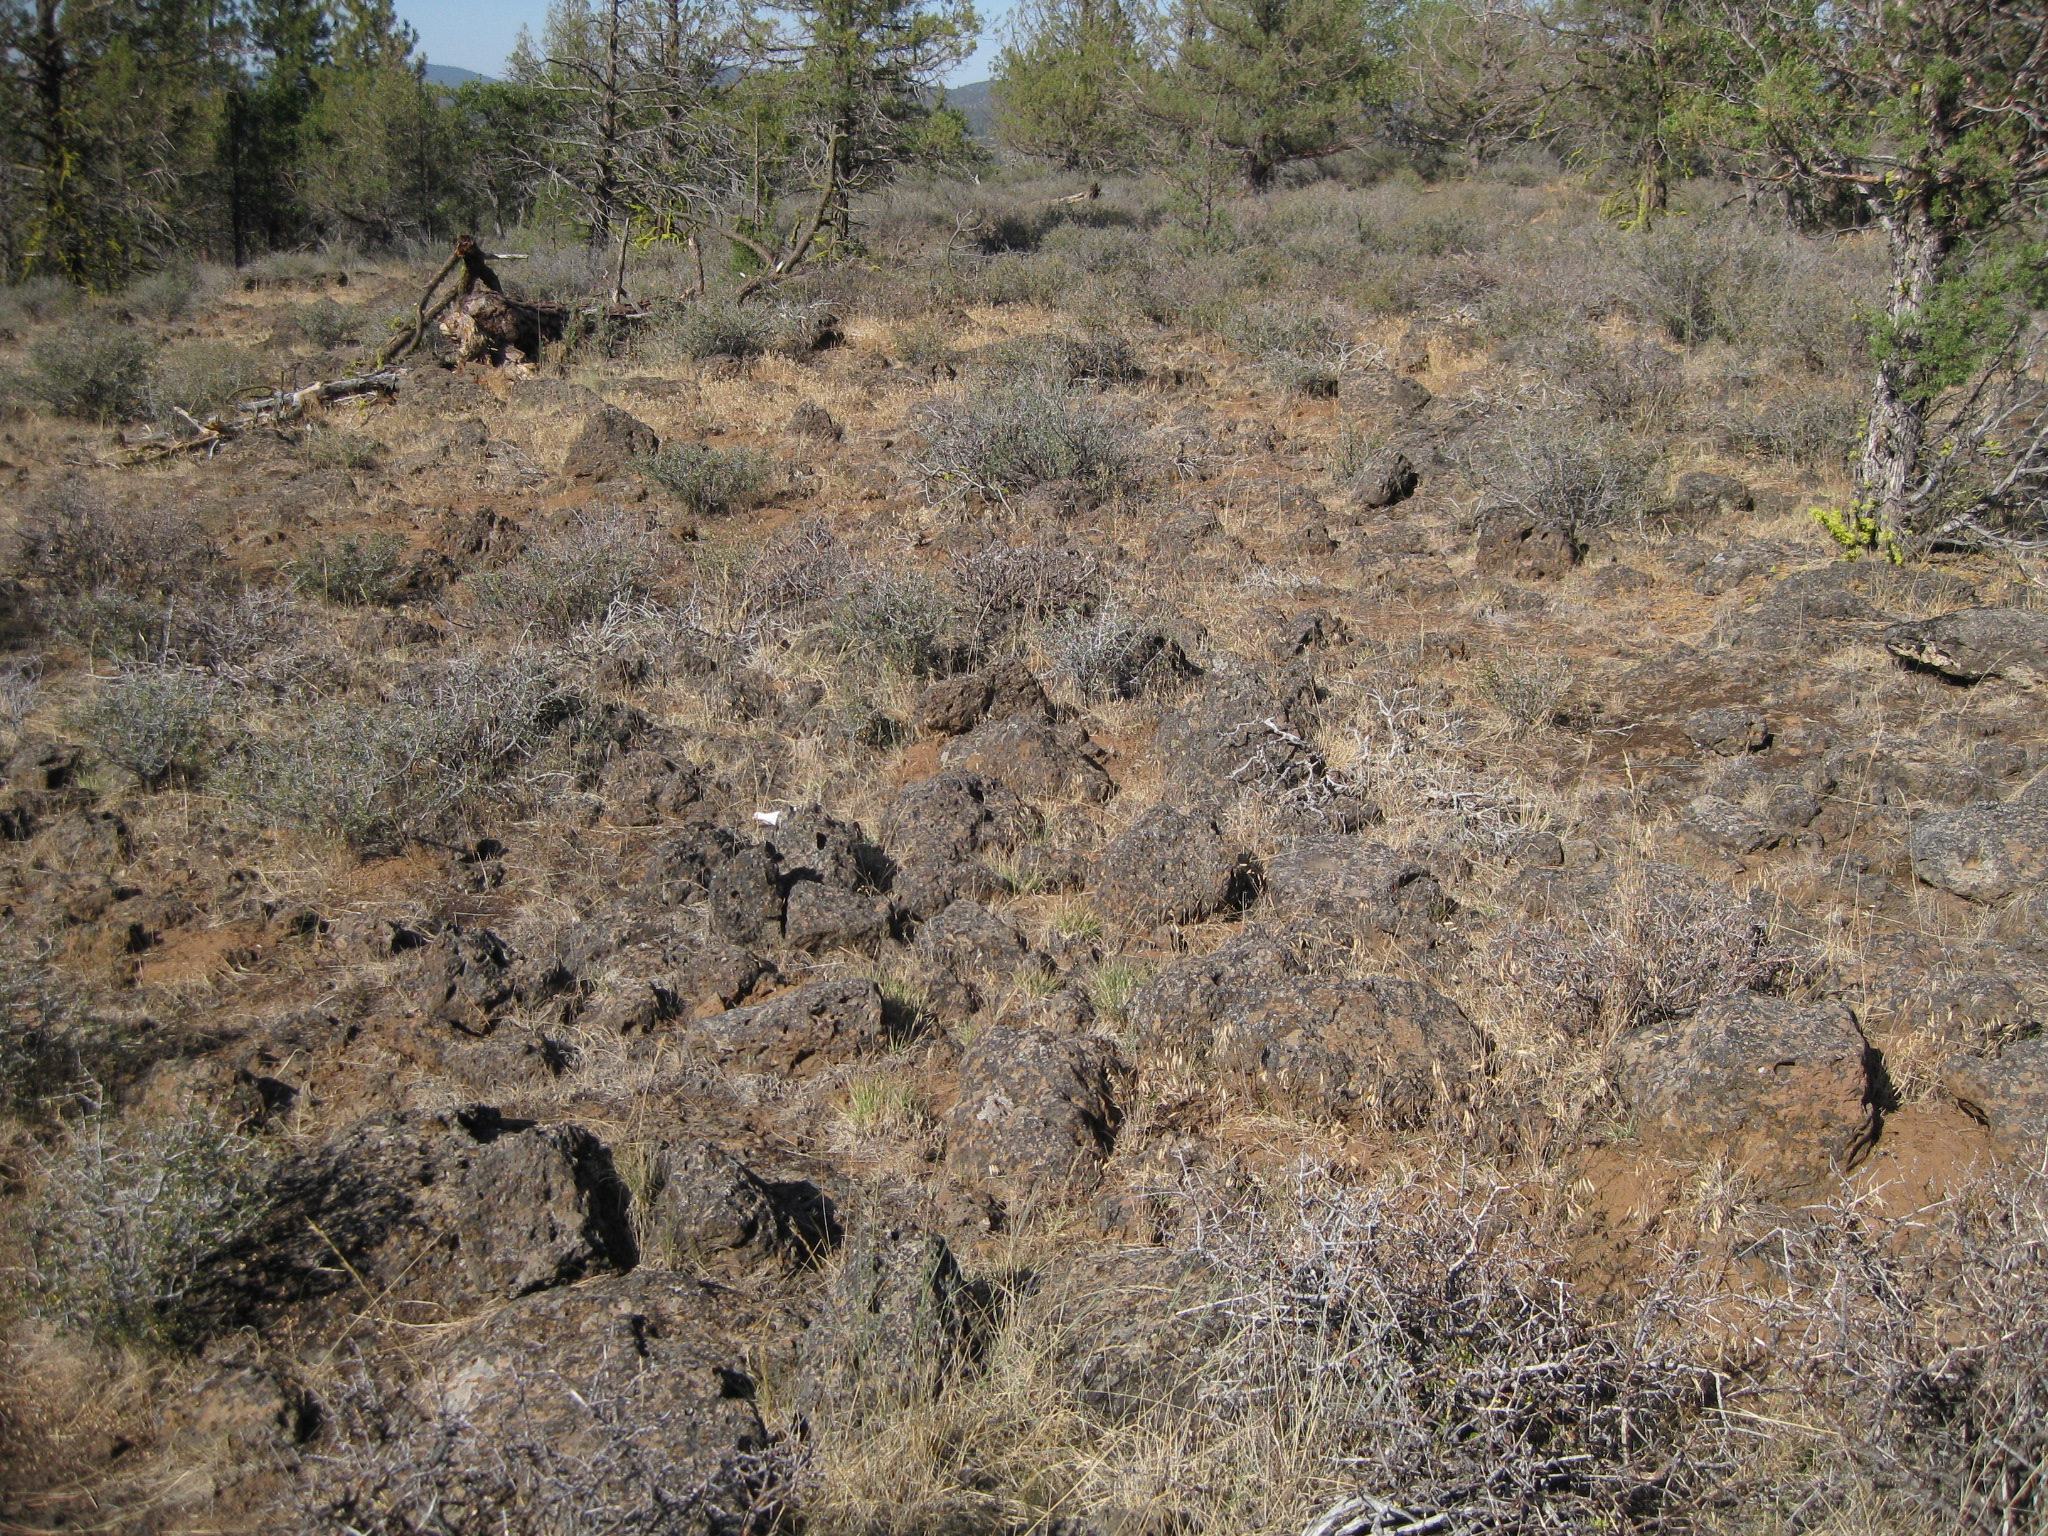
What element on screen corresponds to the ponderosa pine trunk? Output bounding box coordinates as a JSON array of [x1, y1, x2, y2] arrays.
[[1861, 197, 1952, 544]]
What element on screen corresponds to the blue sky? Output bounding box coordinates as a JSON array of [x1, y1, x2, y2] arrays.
[[400, 0, 1007, 84]]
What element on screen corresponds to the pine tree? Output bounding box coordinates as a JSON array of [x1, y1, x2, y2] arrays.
[[992, 0, 1144, 172], [1717, 0, 2048, 548], [1145, 0, 1397, 193]]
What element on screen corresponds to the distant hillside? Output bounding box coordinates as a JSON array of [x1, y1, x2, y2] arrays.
[[946, 79, 994, 140], [423, 63, 494, 87]]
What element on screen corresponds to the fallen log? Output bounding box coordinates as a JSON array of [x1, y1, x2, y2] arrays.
[[118, 369, 403, 463]]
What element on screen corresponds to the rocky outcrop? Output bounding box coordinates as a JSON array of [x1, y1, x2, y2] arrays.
[[190, 1105, 633, 1336], [309, 1274, 787, 1536], [1910, 803, 2048, 903], [1885, 607, 2048, 688], [1091, 805, 1253, 929], [692, 976, 889, 1077], [945, 1026, 1125, 1205], [1616, 995, 1881, 1193], [881, 771, 1041, 919], [1944, 1040, 2048, 1155], [561, 405, 659, 481]]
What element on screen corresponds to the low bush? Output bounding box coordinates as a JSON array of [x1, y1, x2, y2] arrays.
[[77, 665, 218, 787], [1471, 653, 1572, 736], [832, 571, 967, 677], [946, 540, 1102, 648], [22, 1105, 280, 1346], [124, 264, 213, 323], [284, 531, 408, 605], [653, 298, 832, 362], [635, 443, 775, 516], [297, 296, 364, 348], [472, 510, 669, 634], [14, 482, 217, 597], [0, 275, 78, 330], [912, 380, 1143, 508], [1041, 601, 1189, 700], [1474, 418, 1662, 535], [1223, 303, 1351, 396], [21, 317, 155, 421], [145, 341, 265, 425], [230, 652, 573, 848]]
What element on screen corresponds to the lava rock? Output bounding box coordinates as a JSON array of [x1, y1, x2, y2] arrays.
[[190, 1105, 634, 1337], [1475, 509, 1581, 580], [1910, 803, 2048, 903], [881, 771, 1042, 920], [1092, 805, 1253, 929], [1616, 995, 1881, 1194], [561, 405, 659, 482], [917, 659, 1054, 737], [1944, 1040, 2048, 1155], [1884, 607, 2048, 688], [940, 714, 1116, 803], [945, 1026, 1125, 1204], [1670, 471, 1754, 519], [692, 975, 888, 1076]]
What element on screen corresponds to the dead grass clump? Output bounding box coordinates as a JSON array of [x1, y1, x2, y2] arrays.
[[1471, 652, 1573, 737], [807, 1162, 1717, 1536], [1491, 861, 1802, 1042]]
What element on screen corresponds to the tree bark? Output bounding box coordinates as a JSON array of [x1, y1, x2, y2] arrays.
[[1862, 200, 1951, 541]]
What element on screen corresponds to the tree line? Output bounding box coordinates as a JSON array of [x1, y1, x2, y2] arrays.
[[1, 0, 2044, 551], [992, 0, 2048, 552], [0, 0, 979, 290]]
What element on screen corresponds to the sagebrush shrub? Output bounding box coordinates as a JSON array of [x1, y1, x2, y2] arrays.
[[230, 653, 571, 847], [912, 380, 1142, 507], [1041, 601, 1185, 700], [23, 317, 155, 421], [297, 296, 363, 348], [832, 572, 967, 677], [147, 341, 265, 425], [284, 531, 407, 605], [472, 510, 669, 633], [635, 443, 774, 516], [78, 665, 217, 786], [23, 1106, 279, 1345], [14, 482, 217, 597]]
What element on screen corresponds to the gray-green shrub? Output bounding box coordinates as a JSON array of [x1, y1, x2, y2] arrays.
[[636, 444, 775, 516], [284, 531, 407, 605], [472, 510, 669, 633], [23, 1106, 279, 1345], [912, 380, 1143, 507], [146, 341, 265, 425], [22, 317, 155, 421], [78, 666, 217, 786]]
